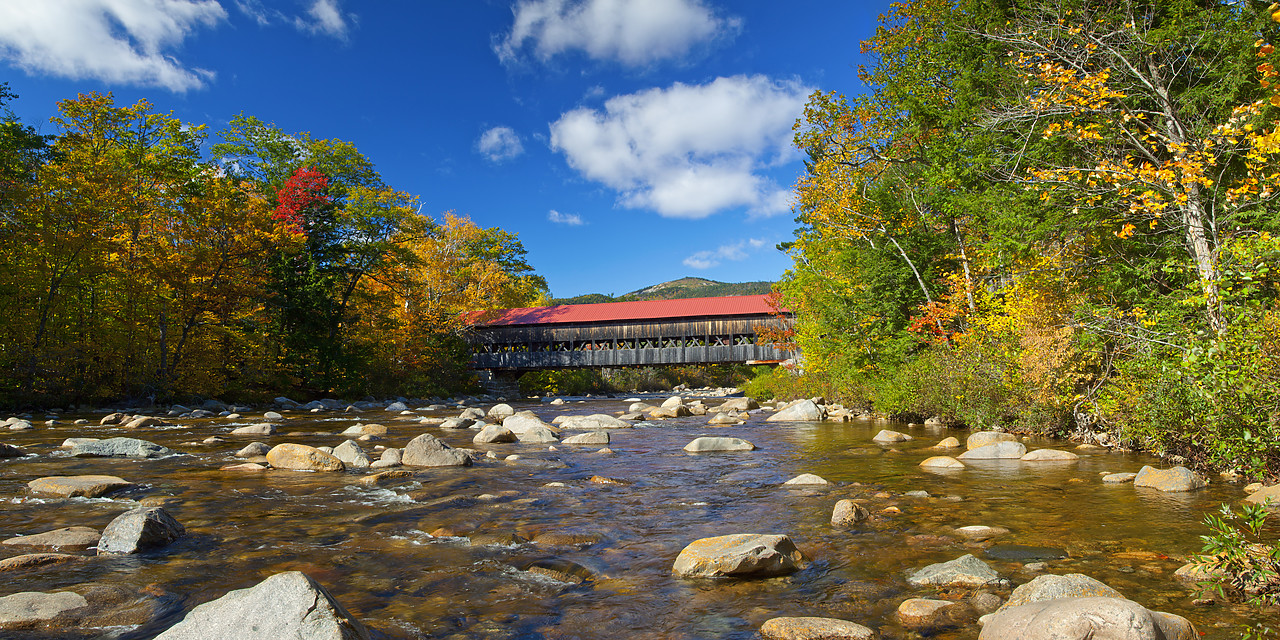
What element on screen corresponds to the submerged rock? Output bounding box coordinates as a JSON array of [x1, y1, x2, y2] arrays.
[[1020, 449, 1079, 462], [27, 475, 134, 498], [154, 571, 370, 640], [672, 533, 806, 578], [0, 591, 88, 629], [1101, 472, 1137, 483], [2, 526, 100, 551]]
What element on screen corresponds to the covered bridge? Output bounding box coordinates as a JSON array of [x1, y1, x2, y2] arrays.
[[466, 294, 795, 371]]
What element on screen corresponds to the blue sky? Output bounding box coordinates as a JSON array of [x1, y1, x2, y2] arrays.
[[0, 0, 891, 298]]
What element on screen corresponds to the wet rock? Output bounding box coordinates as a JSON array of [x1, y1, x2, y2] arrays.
[[231, 423, 277, 436], [487, 403, 515, 421], [123, 416, 165, 429], [533, 530, 603, 547], [970, 591, 1004, 614], [0, 591, 88, 629], [920, 455, 965, 468], [784, 473, 830, 485], [0, 553, 83, 572], [1173, 561, 1223, 582], [1243, 484, 1280, 507], [474, 424, 517, 444], [2, 526, 100, 551], [221, 463, 267, 471], [759, 616, 875, 640], [872, 429, 911, 443], [1021, 449, 1079, 462], [358, 470, 416, 487], [953, 525, 1009, 541], [60, 437, 98, 448], [978, 597, 1195, 640], [401, 433, 471, 467], [708, 412, 744, 425], [385, 401, 408, 412], [100, 413, 125, 425], [648, 405, 691, 418], [1133, 466, 1207, 492], [563, 431, 610, 445], [0, 442, 27, 457], [97, 507, 184, 555], [517, 423, 560, 443], [898, 598, 966, 630], [1001, 573, 1123, 609], [985, 544, 1067, 561], [957, 441, 1027, 460], [1101, 472, 1137, 483], [503, 413, 555, 435], [766, 399, 824, 422], [933, 436, 961, 449], [831, 499, 868, 526], [966, 431, 1017, 449], [370, 448, 401, 468], [440, 417, 479, 429], [266, 443, 345, 471], [332, 440, 371, 469], [235, 442, 271, 458], [718, 397, 759, 412], [70, 437, 174, 458], [262, 411, 284, 421], [683, 436, 756, 452], [7, 419, 34, 431], [342, 423, 387, 437], [28, 475, 134, 498], [153, 571, 369, 640], [672, 533, 807, 578], [559, 414, 632, 429], [908, 554, 1007, 588]]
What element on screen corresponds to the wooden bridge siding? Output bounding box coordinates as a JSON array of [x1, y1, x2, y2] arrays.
[[468, 317, 776, 344], [470, 344, 793, 370]]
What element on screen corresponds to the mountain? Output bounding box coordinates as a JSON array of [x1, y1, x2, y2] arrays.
[[550, 277, 774, 305]]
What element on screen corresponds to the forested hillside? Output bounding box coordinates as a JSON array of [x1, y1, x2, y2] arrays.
[[551, 277, 773, 305], [0, 89, 547, 406], [773, 0, 1280, 477]]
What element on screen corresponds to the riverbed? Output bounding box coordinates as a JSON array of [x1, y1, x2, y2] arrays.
[[0, 397, 1272, 639]]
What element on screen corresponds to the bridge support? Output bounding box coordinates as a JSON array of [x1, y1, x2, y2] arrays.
[[476, 369, 522, 399]]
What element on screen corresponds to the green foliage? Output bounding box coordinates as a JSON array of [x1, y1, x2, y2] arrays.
[[519, 365, 752, 397], [1197, 503, 1280, 607]]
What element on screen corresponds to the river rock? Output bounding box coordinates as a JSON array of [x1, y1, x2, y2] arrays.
[[672, 533, 806, 578], [402, 433, 471, 467], [661, 396, 684, 409], [920, 455, 965, 468], [933, 436, 961, 449], [683, 437, 756, 452], [459, 407, 486, 421], [563, 431, 610, 445], [953, 525, 1009, 541], [502, 413, 555, 435], [101, 412, 125, 425], [60, 437, 98, 448], [266, 443, 344, 471], [967, 431, 1017, 449], [784, 473, 830, 485], [370, 448, 401, 468], [978, 597, 1195, 640], [1133, 466, 1206, 492], [359, 470, 416, 487], [1102, 472, 1137, 483], [898, 598, 965, 630], [957, 441, 1027, 460], [487, 403, 515, 421], [332, 440, 371, 469], [222, 463, 267, 471], [231, 423, 276, 435], [649, 405, 691, 418], [831, 499, 868, 526], [262, 411, 284, 421], [718, 397, 759, 412], [97, 507, 184, 555], [2, 526, 100, 550], [1001, 573, 1124, 609], [560, 414, 631, 429], [708, 412, 743, 425], [438, 417, 476, 429], [0, 553, 82, 572], [70, 437, 173, 458], [986, 544, 1068, 561], [153, 571, 369, 640], [767, 399, 824, 422], [1244, 484, 1280, 506], [908, 554, 1006, 588], [759, 616, 875, 640], [872, 429, 911, 443], [517, 424, 559, 443], [385, 401, 408, 412], [28, 475, 134, 498], [1021, 448, 1079, 462], [235, 442, 271, 458], [123, 416, 164, 429], [474, 424, 517, 444], [0, 591, 88, 628], [342, 423, 387, 436], [0, 442, 27, 457], [7, 419, 33, 431]]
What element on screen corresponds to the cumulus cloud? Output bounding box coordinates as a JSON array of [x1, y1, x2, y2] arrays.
[[0, 0, 226, 92], [683, 238, 768, 269], [550, 75, 810, 219], [548, 210, 585, 225], [495, 0, 740, 66], [295, 0, 350, 39], [478, 126, 525, 163]]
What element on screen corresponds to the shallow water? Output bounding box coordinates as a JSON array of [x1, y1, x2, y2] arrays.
[[0, 399, 1273, 639]]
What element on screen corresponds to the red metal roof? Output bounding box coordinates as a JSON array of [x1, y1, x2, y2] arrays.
[[470, 294, 785, 327]]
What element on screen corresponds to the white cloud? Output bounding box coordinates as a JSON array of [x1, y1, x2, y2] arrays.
[[495, 0, 740, 67], [683, 238, 768, 269], [295, 0, 349, 39], [548, 210, 585, 225], [0, 0, 226, 92], [234, 0, 273, 26], [478, 126, 525, 163], [549, 75, 810, 219]]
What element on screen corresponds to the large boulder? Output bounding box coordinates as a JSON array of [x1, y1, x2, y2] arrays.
[[872, 429, 911, 444], [559, 414, 632, 430], [1133, 466, 1207, 492], [401, 433, 471, 467], [766, 399, 824, 422], [97, 507, 184, 555], [1244, 484, 1280, 507], [154, 571, 369, 640], [69, 437, 173, 459], [230, 423, 277, 436], [0, 591, 88, 629], [1001, 574, 1124, 609], [28, 475, 134, 498], [1021, 449, 1079, 462], [473, 424, 517, 444], [332, 440, 371, 469], [759, 616, 875, 640], [486, 403, 515, 421], [517, 424, 560, 443], [562, 431, 610, 445], [2, 526, 100, 551], [908, 554, 1006, 588], [957, 441, 1027, 460], [0, 442, 27, 458], [672, 533, 806, 578], [502, 413, 555, 435], [683, 437, 756, 452], [978, 597, 1196, 640], [718, 397, 759, 412], [966, 431, 1017, 449], [266, 444, 344, 472]]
